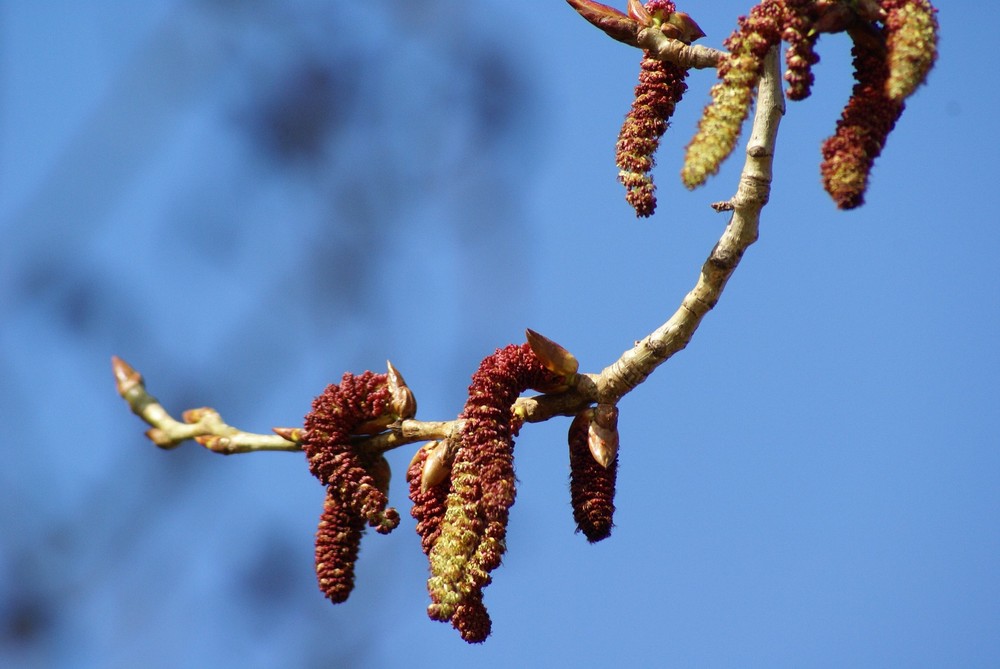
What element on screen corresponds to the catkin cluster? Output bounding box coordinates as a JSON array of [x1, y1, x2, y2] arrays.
[[681, 0, 937, 208], [301, 368, 412, 603]]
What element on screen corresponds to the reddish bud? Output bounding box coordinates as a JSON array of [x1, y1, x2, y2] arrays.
[[566, 0, 641, 46], [110, 355, 143, 396], [665, 11, 705, 43], [272, 427, 303, 443], [627, 0, 653, 26]]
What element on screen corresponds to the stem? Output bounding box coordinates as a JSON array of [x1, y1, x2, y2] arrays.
[[596, 46, 784, 402], [636, 28, 725, 69], [112, 49, 785, 459]]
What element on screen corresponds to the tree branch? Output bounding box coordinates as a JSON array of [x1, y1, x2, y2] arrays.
[[595, 46, 784, 402], [113, 49, 784, 460]]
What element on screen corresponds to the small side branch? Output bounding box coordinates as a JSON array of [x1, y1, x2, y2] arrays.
[[112, 356, 300, 454]]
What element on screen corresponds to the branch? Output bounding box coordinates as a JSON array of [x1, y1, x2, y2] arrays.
[[111, 356, 299, 454], [595, 46, 784, 402], [111, 48, 783, 457]]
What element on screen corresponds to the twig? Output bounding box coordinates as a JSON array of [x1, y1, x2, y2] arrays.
[[112, 356, 299, 455], [637, 27, 725, 69], [594, 46, 784, 402], [113, 49, 784, 460]]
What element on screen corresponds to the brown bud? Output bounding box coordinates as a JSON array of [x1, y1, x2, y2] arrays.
[[525, 329, 579, 378], [626, 0, 653, 26], [566, 0, 641, 46], [182, 407, 219, 424], [110, 355, 143, 396], [386, 360, 417, 420], [145, 428, 173, 447], [421, 439, 453, 492], [272, 426, 303, 443], [665, 11, 705, 43], [588, 404, 619, 469]]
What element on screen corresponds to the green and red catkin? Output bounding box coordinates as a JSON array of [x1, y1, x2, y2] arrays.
[[615, 1, 695, 217], [424, 343, 561, 643]]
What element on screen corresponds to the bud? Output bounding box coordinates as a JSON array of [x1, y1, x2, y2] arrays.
[[664, 11, 705, 43], [525, 328, 579, 378], [421, 439, 453, 492], [626, 0, 653, 26], [272, 426, 303, 443], [110, 355, 143, 396], [588, 404, 620, 468], [386, 360, 417, 420], [182, 407, 218, 424], [566, 0, 641, 46]]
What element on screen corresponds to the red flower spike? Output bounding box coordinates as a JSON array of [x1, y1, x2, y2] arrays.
[[616, 51, 689, 217], [301, 370, 403, 605], [782, 2, 821, 100], [302, 371, 399, 532], [566, 0, 641, 46], [820, 36, 904, 209], [569, 409, 619, 543], [426, 342, 561, 642], [682, 0, 787, 188], [452, 591, 492, 644], [407, 443, 451, 556], [314, 488, 366, 603], [882, 0, 939, 102]]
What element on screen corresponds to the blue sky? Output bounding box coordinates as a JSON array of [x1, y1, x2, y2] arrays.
[[2, 1, 997, 667]]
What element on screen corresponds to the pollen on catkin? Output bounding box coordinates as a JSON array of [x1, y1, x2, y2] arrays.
[[681, 0, 785, 188], [820, 38, 904, 209], [882, 0, 939, 102], [616, 54, 689, 217], [425, 343, 561, 642], [782, 0, 820, 100]]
